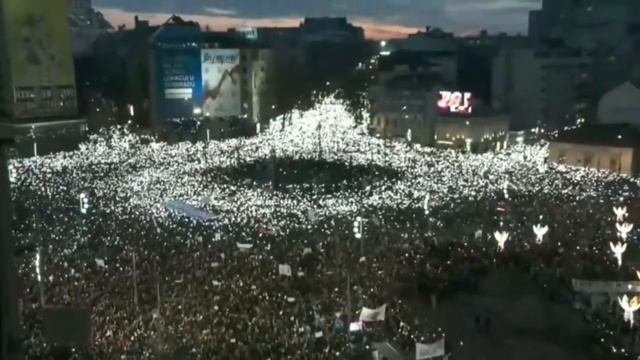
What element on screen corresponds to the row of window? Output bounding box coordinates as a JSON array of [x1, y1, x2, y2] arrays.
[[374, 114, 425, 128], [557, 150, 619, 171]]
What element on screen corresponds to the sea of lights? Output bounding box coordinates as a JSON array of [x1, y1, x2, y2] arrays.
[[10, 97, 640, 235], [10, 96, 640, 357]]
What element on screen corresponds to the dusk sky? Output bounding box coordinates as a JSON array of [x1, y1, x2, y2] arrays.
[[94, 0, 541, 39]]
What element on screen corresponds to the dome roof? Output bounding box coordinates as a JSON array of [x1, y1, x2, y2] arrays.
[[597, 81, 640, 126]]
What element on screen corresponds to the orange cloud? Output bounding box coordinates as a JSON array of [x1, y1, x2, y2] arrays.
[[99, 8, 421, 40]]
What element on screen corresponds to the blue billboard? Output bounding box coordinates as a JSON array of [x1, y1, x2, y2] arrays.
[[155, 46, 202, 122]]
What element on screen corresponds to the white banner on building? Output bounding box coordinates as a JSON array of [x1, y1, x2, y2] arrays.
[[201, 49, 242, 117], [359, 304, 386, 322], [278, 264, 292, 276], [572, 279, 640, 293], [416, 338, 445, 360]]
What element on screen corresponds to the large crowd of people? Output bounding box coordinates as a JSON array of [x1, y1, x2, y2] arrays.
[[10, 98, 640, 359]]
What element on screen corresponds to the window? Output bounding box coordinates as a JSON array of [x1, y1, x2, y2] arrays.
[[558, 150, 567, 164], [583, 152, 593, 167]]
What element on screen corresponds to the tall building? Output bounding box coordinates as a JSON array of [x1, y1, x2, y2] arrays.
[[369, 63, 509, 152], [70, 0, 92, 13], [0, 0, 86, 155], [85, 16, 158, 128], [529, 0, 639, 49], [492, 47, 592, 130], [299, 17, 365, 43], [68, 0, 113, 56], [0, 0, 78, 121], [369, 70, 443, 145], [148, 16, 277, 138], [149, 16, 203, 129], [384, 28, 459, 85]]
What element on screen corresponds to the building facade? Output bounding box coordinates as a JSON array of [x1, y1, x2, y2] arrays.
[[149, 17, 277, 137], [68, 0, 113, 56], [492, 47, 592, 130], [435, 112, 510, 152], [529, 0, 640, 51], [384, 28, 458, 85], [548, 124, 640, 176], [369, 63, 510, 152], [369, 68, 443, 146], [0, 0, 78, 121]]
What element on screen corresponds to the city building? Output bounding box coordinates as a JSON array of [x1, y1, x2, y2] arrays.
[[149, 16, 277, 138], [492, 46, 592, 130], [383, 28, 458, 85], [529, 0, 640, 99], [457, 33, 530, 107], [369, 63, 509, 152], [434, 103, 510, 152], [86, 16, 159, 128], [68, 0, 113, 56], [548, 123, 640, 176], [369, 70, 443, 145], [0, 0, 86, 156], [529, 0, 639, 51], [299, 17, 365, 43]]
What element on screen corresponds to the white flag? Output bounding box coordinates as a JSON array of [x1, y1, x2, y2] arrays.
[[279, 264, 292, 276], [95, 258, 106, 268], [359, 304, 386, 322], [236, 242, 253, 250], [416, 338, 445, 359]]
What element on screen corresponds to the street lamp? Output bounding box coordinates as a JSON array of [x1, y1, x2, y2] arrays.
[[79, 193, 89, 215], [353, 216, 365, 255]]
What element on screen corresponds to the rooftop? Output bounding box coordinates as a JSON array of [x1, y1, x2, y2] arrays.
[[149, 15, 202, 44], [384, 72, 444, 92], [553, 123, 640, 147]]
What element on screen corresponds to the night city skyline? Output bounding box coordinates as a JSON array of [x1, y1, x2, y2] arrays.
[[95, 0, 541, 38]]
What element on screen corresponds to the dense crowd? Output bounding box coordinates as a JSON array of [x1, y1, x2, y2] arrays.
[[10, 98, 640, 359]]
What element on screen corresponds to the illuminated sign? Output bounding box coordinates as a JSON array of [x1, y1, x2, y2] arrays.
[[237, 27, 258, 40], [155, 47, 202, 121], [438, 91, 473, 114]]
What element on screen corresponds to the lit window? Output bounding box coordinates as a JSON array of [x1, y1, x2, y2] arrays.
[[584, 152, 593, 167], [558, 150, 567, 164]]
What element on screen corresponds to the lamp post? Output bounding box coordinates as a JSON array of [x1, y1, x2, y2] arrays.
[[317, 122, 323, 159], [353, 216, 364, 256]]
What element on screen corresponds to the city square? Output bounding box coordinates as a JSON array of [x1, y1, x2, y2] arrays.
[[10, 98, 640, 359]]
